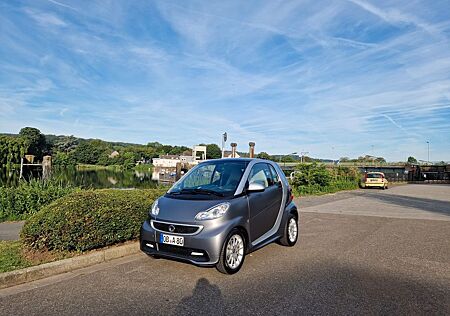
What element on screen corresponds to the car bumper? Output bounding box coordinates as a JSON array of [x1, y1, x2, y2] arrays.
[[364, 183, 385, 187], [140, 218, 238, 266]]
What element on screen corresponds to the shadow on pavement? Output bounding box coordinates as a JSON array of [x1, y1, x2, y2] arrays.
[[364, 192, 450, 216], [212, 261, 449, 315], [173, 278, 224, 316], [0, 257, 448, 315]]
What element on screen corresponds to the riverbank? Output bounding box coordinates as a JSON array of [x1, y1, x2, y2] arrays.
[[76, 163, 153, 171]]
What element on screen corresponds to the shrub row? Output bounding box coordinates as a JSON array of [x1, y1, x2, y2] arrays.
[[21, 189, 166, 252], [290, 163, 360, 195], [293, 180, 359, 195], [0, 179, 77, 222]]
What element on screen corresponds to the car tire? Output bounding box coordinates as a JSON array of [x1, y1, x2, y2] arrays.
[[216, 229, 246, 275], [279, 213, 298, 247]]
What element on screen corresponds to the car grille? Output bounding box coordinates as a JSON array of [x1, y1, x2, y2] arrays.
[[151, 220, 202, 235]]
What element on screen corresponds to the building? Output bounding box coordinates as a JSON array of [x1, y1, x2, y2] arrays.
[[152, 150, 202, 183], [109, 151, 120, 158]]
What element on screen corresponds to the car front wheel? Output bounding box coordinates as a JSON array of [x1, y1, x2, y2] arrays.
[[216, 229, 246, 274]]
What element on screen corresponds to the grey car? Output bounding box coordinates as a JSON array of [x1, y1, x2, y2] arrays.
[[140, 158, 298, 274]]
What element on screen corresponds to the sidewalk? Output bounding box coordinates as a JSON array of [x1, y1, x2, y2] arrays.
[[0, 221, 25, 241]]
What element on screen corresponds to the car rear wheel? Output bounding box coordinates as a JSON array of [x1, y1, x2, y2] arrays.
[[216, 229, 246, 274], [279, 213, 298, 246]]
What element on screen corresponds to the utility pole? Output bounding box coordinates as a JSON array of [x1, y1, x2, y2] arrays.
[[426, 141, 430, 164]]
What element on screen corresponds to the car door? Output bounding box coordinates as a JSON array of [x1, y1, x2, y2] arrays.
[[247, 163, 283, 243]]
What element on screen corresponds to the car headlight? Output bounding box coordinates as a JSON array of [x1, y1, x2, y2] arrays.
[[151, 199, 160, 216], [195, 202, 230, 220]]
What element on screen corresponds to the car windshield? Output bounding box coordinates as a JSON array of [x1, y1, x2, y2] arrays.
[[367, 173, 383, 178], [167, 160, 248, 198]]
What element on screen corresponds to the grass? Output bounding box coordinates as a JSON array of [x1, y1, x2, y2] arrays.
[[133, 163, 153, 172], [0, 239, 136, 274], [0, 241, 31, 273], [76, 164, 123, 171], [0, 178, 78, 222], [76, 163, 153, 172]]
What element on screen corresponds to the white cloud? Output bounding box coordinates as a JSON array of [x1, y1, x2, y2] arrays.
[[0, 0, 449, 161], [24, 8, 67, 27]]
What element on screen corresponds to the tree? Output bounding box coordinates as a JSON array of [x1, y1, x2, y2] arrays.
[[199, 144, 222, 159], [281, 155, 295, 163], [19, 127, 47, 158], [122, 152, 136, 169], [51, 135, 79, 153], [70, 141, 103, 165], [53, 152, 76, 167], [257, 152, 272, 160], [407, 156, 418, 164], [0, 135, 28, 167]]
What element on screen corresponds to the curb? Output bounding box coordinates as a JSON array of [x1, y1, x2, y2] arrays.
[[0, 241, 140, 290]]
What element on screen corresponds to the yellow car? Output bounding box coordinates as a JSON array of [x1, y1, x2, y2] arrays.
[[363, 172, 389, 189]]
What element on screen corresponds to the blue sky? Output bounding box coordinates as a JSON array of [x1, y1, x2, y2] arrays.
[[1, 0, 449, 161]]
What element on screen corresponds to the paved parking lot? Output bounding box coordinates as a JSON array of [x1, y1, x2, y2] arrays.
[[1, 184, 449, 315]]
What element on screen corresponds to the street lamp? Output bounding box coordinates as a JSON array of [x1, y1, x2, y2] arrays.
[[371, 145, 375, 165], [221, 132, 227, 158], [426, 141, 430, 164], [300, 151, 309, 163]]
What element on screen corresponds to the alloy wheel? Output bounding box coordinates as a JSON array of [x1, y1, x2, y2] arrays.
[[225, 234, 244, 269], [288, 218, 298, 243]]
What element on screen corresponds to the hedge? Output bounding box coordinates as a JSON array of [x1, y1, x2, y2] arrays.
[[21, 189, 166, 252], [0, 179, 77, 222], [290, 163, 360, 195]]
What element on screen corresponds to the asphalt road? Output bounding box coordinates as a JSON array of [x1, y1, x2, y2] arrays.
[[1, 184, 449, 315]]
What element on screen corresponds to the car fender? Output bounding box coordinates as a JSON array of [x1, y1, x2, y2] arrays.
[[277, 201, 298, 236]]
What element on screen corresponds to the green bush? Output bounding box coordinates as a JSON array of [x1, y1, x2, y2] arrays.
[[21, 189, 166, 252], [0, 179, 77, 222], [291, 163, 360, 195]]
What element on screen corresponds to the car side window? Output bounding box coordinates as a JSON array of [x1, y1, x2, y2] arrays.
[[248, 163, 272, 188], [268, 164, 280, 184]]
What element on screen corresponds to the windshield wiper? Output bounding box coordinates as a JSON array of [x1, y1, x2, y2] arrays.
[[175, 188, 224, 197], [193, 188, 225, 197]]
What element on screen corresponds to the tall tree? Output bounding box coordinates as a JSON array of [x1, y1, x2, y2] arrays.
[[407, 156, 418, 164], [201, 143, 222, 159], [19, 127, 47, 158], [257, 152, 272, 160], [70, 141, 103, 165]]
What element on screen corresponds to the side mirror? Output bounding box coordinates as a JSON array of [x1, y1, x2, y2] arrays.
[[247, 181, 266, 192]]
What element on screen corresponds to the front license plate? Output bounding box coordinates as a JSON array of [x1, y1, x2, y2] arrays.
[[160, 234, 184, 247]]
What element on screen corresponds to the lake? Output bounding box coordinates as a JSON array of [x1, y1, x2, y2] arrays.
[[0, 166, 160, 189]]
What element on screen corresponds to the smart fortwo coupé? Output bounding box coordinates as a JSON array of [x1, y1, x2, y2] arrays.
[[140, 158, 298, 274]]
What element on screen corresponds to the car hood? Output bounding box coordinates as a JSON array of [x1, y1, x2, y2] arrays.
[[155, 195, 227, 222]]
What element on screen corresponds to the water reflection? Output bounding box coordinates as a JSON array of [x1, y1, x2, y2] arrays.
[[0, 166, 159, 189]]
